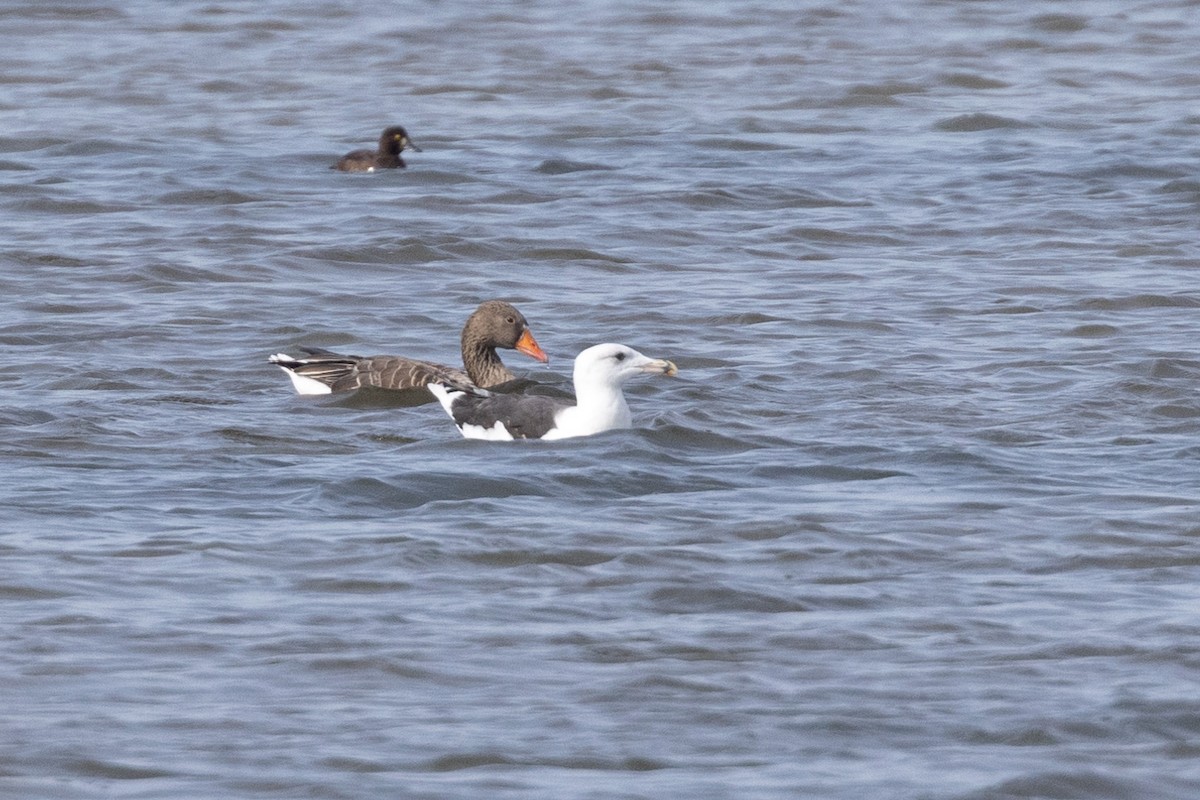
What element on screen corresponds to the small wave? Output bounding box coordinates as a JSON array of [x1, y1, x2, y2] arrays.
[[521, 247, 630, 264], [155, 189, 266, 206], [1064, 323, 1119, 338], [533, 158, 615, 174], [1077, 294, 1200, 311], [941, 73, 1011, 90], [647, 583, 807, 614], [314, 473, 544, 512], [934, 113, 1035, 132], [463, 548, 615, 567], [1030, 13, 1088, 33]]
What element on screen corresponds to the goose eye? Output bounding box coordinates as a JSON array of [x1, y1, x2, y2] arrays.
[[506, 316, 515, 324]]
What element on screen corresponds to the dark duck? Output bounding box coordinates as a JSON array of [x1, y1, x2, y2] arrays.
[[332, 126, 421, 172]]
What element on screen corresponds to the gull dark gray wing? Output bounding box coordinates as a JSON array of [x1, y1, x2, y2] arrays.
[[449, 392, 570, 440]]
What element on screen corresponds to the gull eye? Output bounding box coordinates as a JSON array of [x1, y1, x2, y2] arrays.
[[613, 351, 627, 362]]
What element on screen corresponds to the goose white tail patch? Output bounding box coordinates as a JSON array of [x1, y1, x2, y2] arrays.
[[274, 365, 333, 395]]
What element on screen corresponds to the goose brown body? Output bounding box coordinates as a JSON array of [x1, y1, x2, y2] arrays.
[[269, 301, 547, 395]]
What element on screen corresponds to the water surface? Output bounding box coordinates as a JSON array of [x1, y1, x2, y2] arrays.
[[2, 1, 1199, 798]]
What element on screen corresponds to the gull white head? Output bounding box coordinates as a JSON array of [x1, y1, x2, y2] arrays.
[[554, 343, 678, 437], [571, 343, 678, 390]]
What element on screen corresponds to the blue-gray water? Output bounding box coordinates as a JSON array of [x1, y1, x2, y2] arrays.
[[3, 1, 1199, 798]]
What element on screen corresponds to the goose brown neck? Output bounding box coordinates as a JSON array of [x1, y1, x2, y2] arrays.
[[461, 335, 514, 388]]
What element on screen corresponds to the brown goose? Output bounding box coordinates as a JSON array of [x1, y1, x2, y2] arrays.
[[269, 301, 548, 395], [332, 126, 421, 172]]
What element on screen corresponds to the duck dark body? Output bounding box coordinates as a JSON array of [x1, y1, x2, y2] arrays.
[[333, 125, 420, 172]]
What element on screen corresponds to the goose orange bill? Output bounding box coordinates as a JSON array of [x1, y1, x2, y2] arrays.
[[515, 329, 549, 363]]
